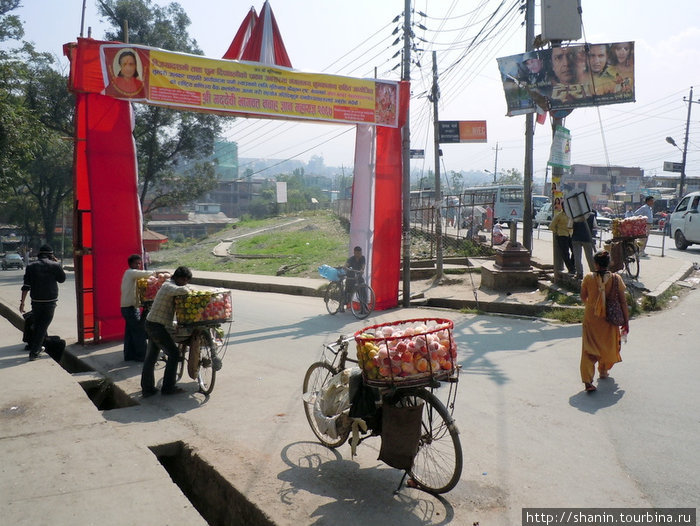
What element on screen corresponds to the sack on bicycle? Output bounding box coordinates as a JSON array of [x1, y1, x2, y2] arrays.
[[378, 403, 423, 471], [607, 241, 624, 273], [313, 369, 352, 439], [348, 371, 380, 430]]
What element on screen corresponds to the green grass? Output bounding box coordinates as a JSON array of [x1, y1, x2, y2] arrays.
[[541, 307, 584, 323], [150, 210, 350, 278]]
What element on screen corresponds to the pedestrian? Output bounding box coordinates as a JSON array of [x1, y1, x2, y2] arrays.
[[579, 250, 630, 392], [634, 195, 654, 256], [120, 254, 154, 362], [19, 244, 67, 361], [549, 199, 575, 274], [571, 212, 596, 279], [141, 266, 192, 397]]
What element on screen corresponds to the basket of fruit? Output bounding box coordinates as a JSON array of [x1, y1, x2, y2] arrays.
[[612, 216, 648, 239], [174, 289, 233, 326], [354, 318, 457, 388], [136, 272, 171, 306]]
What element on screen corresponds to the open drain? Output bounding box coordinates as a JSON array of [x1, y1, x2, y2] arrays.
[[150, 441, 276, 526], [77, 375, 139, 410]]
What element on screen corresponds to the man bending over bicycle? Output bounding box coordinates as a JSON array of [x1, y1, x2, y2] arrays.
[[342, 246, 366, 310], [141, 266, 192, 397]]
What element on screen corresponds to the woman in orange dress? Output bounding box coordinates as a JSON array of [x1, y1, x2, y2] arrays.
[[579, 250, 630, 392]]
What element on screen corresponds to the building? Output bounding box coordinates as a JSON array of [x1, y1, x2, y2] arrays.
[[566, 164, 644, 208]]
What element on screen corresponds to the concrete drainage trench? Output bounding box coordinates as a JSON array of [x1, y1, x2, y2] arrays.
[[57, 351, 275, 525], [150, 441, 276, 526]]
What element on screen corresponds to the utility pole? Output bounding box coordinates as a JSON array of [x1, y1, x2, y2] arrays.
[[401, 0, 412, 306], [522, 0, 535, 251], [492, 142, 501, 183], [431, 51, 443, 279], [679, 86, 700, 198]]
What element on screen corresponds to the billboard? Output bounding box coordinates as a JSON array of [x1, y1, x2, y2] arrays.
[[438, 120, 487, 143], [95, 43, 400, 127], [496, 42, 635, 115]]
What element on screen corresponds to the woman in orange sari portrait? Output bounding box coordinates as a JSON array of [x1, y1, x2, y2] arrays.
[[105, 49, 146, 99]]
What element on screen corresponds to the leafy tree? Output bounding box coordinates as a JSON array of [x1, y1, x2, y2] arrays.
[[497, 168, 523, 185], [0, 2, 73, 249], [97, 0, 226, 216]]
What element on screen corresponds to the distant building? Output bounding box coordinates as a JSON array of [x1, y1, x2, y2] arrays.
[[567, 164, 644, 207]]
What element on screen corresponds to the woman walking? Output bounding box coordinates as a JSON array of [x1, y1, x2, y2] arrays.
[[579, 250, 629, 392]]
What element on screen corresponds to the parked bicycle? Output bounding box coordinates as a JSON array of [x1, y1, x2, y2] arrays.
[[319, 265, 376, 319], [611, 236, 642, 279], [302, 330, 462, 494]]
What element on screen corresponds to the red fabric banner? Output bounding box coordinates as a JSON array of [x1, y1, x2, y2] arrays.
[[371, 81, 410, 310]]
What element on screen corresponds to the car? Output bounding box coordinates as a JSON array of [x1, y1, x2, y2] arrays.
[[533, 202, 552, 227], [1, 253, 24, 270], [669, 191, 700, 250], [532, 195, 548, 218]]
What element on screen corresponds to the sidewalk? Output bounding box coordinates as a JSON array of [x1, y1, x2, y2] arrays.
[[0, 238, 695, 525]]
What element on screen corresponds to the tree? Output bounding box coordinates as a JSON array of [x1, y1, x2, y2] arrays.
[[497, 168, 523, 185], [0, 2, 73, 250], [97, 0, 227, 216]]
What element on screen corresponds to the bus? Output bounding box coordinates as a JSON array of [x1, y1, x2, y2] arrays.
[[457, 184, 524, 224]]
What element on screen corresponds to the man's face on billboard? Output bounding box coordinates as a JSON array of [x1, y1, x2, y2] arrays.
[[588, 45, 608, 74], [551, 48, 575, 84]]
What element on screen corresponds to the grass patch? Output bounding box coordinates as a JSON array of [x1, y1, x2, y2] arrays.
[[541, 307, 584, 323], [545, 289, 583, 306], [639, 284, 682, 311]]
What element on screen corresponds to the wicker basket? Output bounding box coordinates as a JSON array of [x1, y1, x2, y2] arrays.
[[174, 289, 233, 326], [354, 318, 457, 388]]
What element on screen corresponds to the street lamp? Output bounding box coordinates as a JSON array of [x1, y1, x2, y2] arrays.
[[666, 136, 686, 198]]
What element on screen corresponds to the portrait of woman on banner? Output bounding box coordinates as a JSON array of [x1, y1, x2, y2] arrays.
[[103, 48, 148, 99]]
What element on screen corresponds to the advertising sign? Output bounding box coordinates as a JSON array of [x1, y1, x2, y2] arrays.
[[98, 44, 400, 127], [438, 120, 487, 143], [496, 42, 635, 115], [548, 125, 571, 169]]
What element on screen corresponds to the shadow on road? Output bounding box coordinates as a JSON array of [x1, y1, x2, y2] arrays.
[[569, 377, 625, 413]]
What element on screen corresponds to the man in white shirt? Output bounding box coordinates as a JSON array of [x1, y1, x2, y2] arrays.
[[120, 254, 153, 361], [634, 196, 654, 256]]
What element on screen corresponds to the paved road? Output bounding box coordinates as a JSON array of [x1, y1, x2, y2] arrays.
[[2, 255, 698, 525]]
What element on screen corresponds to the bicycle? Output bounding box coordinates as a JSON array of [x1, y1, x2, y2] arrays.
[[170, 322, 230, 395], [611, 236, 642, 279], [321, 267, 376, 319], [302, 331, 462, 494]]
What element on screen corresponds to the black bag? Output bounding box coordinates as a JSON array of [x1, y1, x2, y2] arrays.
[[378, 402, 424, 471], [22, 311, 34, 344], [43, 335, 66, 361]]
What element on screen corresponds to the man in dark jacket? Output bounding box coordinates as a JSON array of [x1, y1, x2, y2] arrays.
[[20, 244, 66, 361]]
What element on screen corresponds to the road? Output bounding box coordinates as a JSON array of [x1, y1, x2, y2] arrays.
[[1, 263, 698, 524]]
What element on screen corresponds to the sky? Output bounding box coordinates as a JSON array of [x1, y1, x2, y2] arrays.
[[10, 0, 700, 185]]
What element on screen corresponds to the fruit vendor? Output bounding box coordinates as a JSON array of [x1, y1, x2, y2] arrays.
[[141, 266, 193, 397], [120, 254, 154, 362]]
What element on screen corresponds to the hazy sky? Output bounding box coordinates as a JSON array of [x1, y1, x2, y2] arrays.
[[11, 0, 700, 182]]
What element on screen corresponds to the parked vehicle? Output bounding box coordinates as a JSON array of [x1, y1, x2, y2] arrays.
[[532, 195, 548, 219], [2, 253, 24, 270], [669, 191, 700, 250], [533, 202, 552, 227]]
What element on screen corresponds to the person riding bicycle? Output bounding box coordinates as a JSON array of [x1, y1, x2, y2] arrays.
[[342, 246, 366, 312]]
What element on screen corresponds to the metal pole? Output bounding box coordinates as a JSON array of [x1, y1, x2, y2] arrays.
[[80, 0, 87, 37], [522, 0, 535, 251], [401, 0, 412, 306], [679, 86, 693, 199], [431, 51, 443, 279], [493, 142, 500, 183]]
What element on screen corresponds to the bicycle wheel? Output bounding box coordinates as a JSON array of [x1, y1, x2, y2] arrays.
[[302, 362, 349, 448], [195, 330, 216, 395], [392, 388, 462, 494], [324, 281, 343, 315], [349, 284, 375, 320], [624, 241, 640, 279]]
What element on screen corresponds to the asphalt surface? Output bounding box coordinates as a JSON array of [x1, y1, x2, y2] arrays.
[[0, 234, 696, 526]]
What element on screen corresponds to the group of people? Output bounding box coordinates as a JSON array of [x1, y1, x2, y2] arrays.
[[549, 198, 598, 279], [120, 254, 194, 397]]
